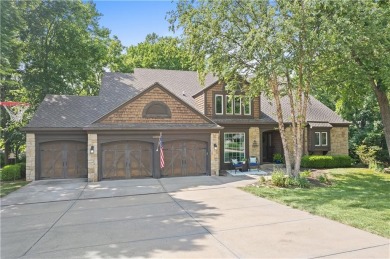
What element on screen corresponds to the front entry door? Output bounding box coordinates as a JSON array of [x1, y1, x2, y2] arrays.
[[262, 132, 274, 162], [162, 140, 208, 177]]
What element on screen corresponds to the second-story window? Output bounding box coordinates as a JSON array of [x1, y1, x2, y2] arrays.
[[226, 96, 233, 114], [215, 94, 223, 115], [234, 97, 241, 114], [244, 97, 251, 115]]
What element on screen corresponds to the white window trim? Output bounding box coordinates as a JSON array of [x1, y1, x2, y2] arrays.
[[215, 94, 223, 115], [315, 131, 328, 146], [234, 97, 241, 115], [223, 132, 245, 163], [226, 96, 233, 115], [314, 132, 321, 146], [321, 132, 328, 146], [244, 97, 251, 115]]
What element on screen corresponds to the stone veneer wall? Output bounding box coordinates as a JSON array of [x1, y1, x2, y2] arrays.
[[210, 132, 220, 176], [25, 133, 35, 181], [88, 134, 98, 182], [329, 127, 349, 155], [249, 127, 260, 160], [283, 127, 308, 160]]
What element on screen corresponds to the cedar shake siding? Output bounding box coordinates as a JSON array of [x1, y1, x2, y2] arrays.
[[204, 82, 261, 118], [100, 85, 209, 125], [194, 93, 205, 114], [205, 83, 224, 117]]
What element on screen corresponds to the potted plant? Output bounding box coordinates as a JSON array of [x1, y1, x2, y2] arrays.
[[273, 153, 283, 164]]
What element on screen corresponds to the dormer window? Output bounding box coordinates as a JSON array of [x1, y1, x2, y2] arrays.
[[142, 101, 171, 118], [214, 93, 252, 116], [234, 97, 241, 115], [215, 95, 223, 115], [226, 96, 233, 114], [244, 97, 251, 115]]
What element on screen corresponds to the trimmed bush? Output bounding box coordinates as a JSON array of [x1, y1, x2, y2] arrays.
[[16, 163, 26, 179], [271, 171, 286, 187], [0, 164, 22, 181], [301, 155, 352, 168]]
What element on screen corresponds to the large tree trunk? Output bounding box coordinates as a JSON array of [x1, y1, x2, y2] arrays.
[[270, 74, 292, 176], [371, 80, 390, 157]]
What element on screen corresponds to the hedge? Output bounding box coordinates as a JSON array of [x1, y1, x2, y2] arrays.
[[0, 164, 22, 181], [301, 155, 352, 168], [18, 162, 26, 179]]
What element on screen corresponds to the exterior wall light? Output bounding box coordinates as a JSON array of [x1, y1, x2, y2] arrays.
[[214, 143, 218, 150], [252, 140, 259, 148], [90, 146, 94, 154]]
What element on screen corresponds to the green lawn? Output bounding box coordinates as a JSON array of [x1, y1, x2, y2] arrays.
[[242, 168, 390, 238], [0, 180, 30, 198]]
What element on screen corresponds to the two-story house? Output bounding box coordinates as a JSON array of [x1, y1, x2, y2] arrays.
[[24, 68, 350, 181]]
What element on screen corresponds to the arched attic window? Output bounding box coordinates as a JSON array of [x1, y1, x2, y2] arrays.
[[142, 101, 171, 118]]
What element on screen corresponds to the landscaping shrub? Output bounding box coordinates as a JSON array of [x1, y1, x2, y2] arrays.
[[0, 164, 22, 181], [301, 155, 352, 168], [299, 170, 311, 178], [271, 170, 285, 187], [296, 176, 310, 188], [17, 163, 26, 179], [271, 170, 310, 188], [356, 145, 388, 172]]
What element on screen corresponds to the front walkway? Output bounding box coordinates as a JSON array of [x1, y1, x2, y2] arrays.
[[1, 176, 389, 258]]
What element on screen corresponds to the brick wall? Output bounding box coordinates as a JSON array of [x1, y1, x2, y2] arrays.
[[253, 96, 260, 119], [101, 87, 208, 124], [88, 134, 98, 182], [25, 133, 35, 181], [210, 132, 220, 176], [329, 127, 349, 155]]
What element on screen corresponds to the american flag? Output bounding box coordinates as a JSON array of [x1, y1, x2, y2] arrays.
[[159, 135, 165, 168]]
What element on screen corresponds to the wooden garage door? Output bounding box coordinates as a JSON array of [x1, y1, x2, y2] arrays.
[[40, 141, 87, 179], [102, 141, 153, 179], [162, 140, 207, 177]]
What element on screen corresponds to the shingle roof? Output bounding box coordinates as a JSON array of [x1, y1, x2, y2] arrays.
[[25, 68, 348, 129], [261, 94, 350, 125], [26, 95, 123, 128], [100, 69, 218, 111], [84, 123, 221, 130]]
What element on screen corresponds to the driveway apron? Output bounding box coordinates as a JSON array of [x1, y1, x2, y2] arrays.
[[1, 176, 389, 258]]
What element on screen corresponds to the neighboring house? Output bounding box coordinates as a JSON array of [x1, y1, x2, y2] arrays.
[[24, 68, 350, 181]]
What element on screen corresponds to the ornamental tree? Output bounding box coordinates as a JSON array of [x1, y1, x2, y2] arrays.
[[170, 0, 333, 176]]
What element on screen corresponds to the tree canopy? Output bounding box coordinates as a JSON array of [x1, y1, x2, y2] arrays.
[[170, 0, 334, 175], [315, 0, 390, 158], [119, 33, 193, 73], [0, 0, 121, 165]]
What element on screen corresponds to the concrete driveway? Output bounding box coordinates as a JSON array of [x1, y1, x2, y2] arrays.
[[1, 176, 389, 259]]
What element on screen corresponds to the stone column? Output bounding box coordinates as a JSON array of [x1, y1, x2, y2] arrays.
[[25, 133, 35, 181], [249, 127, 260, 160], [88, 133, 98, 182], [210, 132, 220, 176], [329, 127, 349, 155]]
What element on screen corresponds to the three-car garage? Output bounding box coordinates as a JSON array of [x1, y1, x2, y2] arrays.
[[35, 133, 211, 180]]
